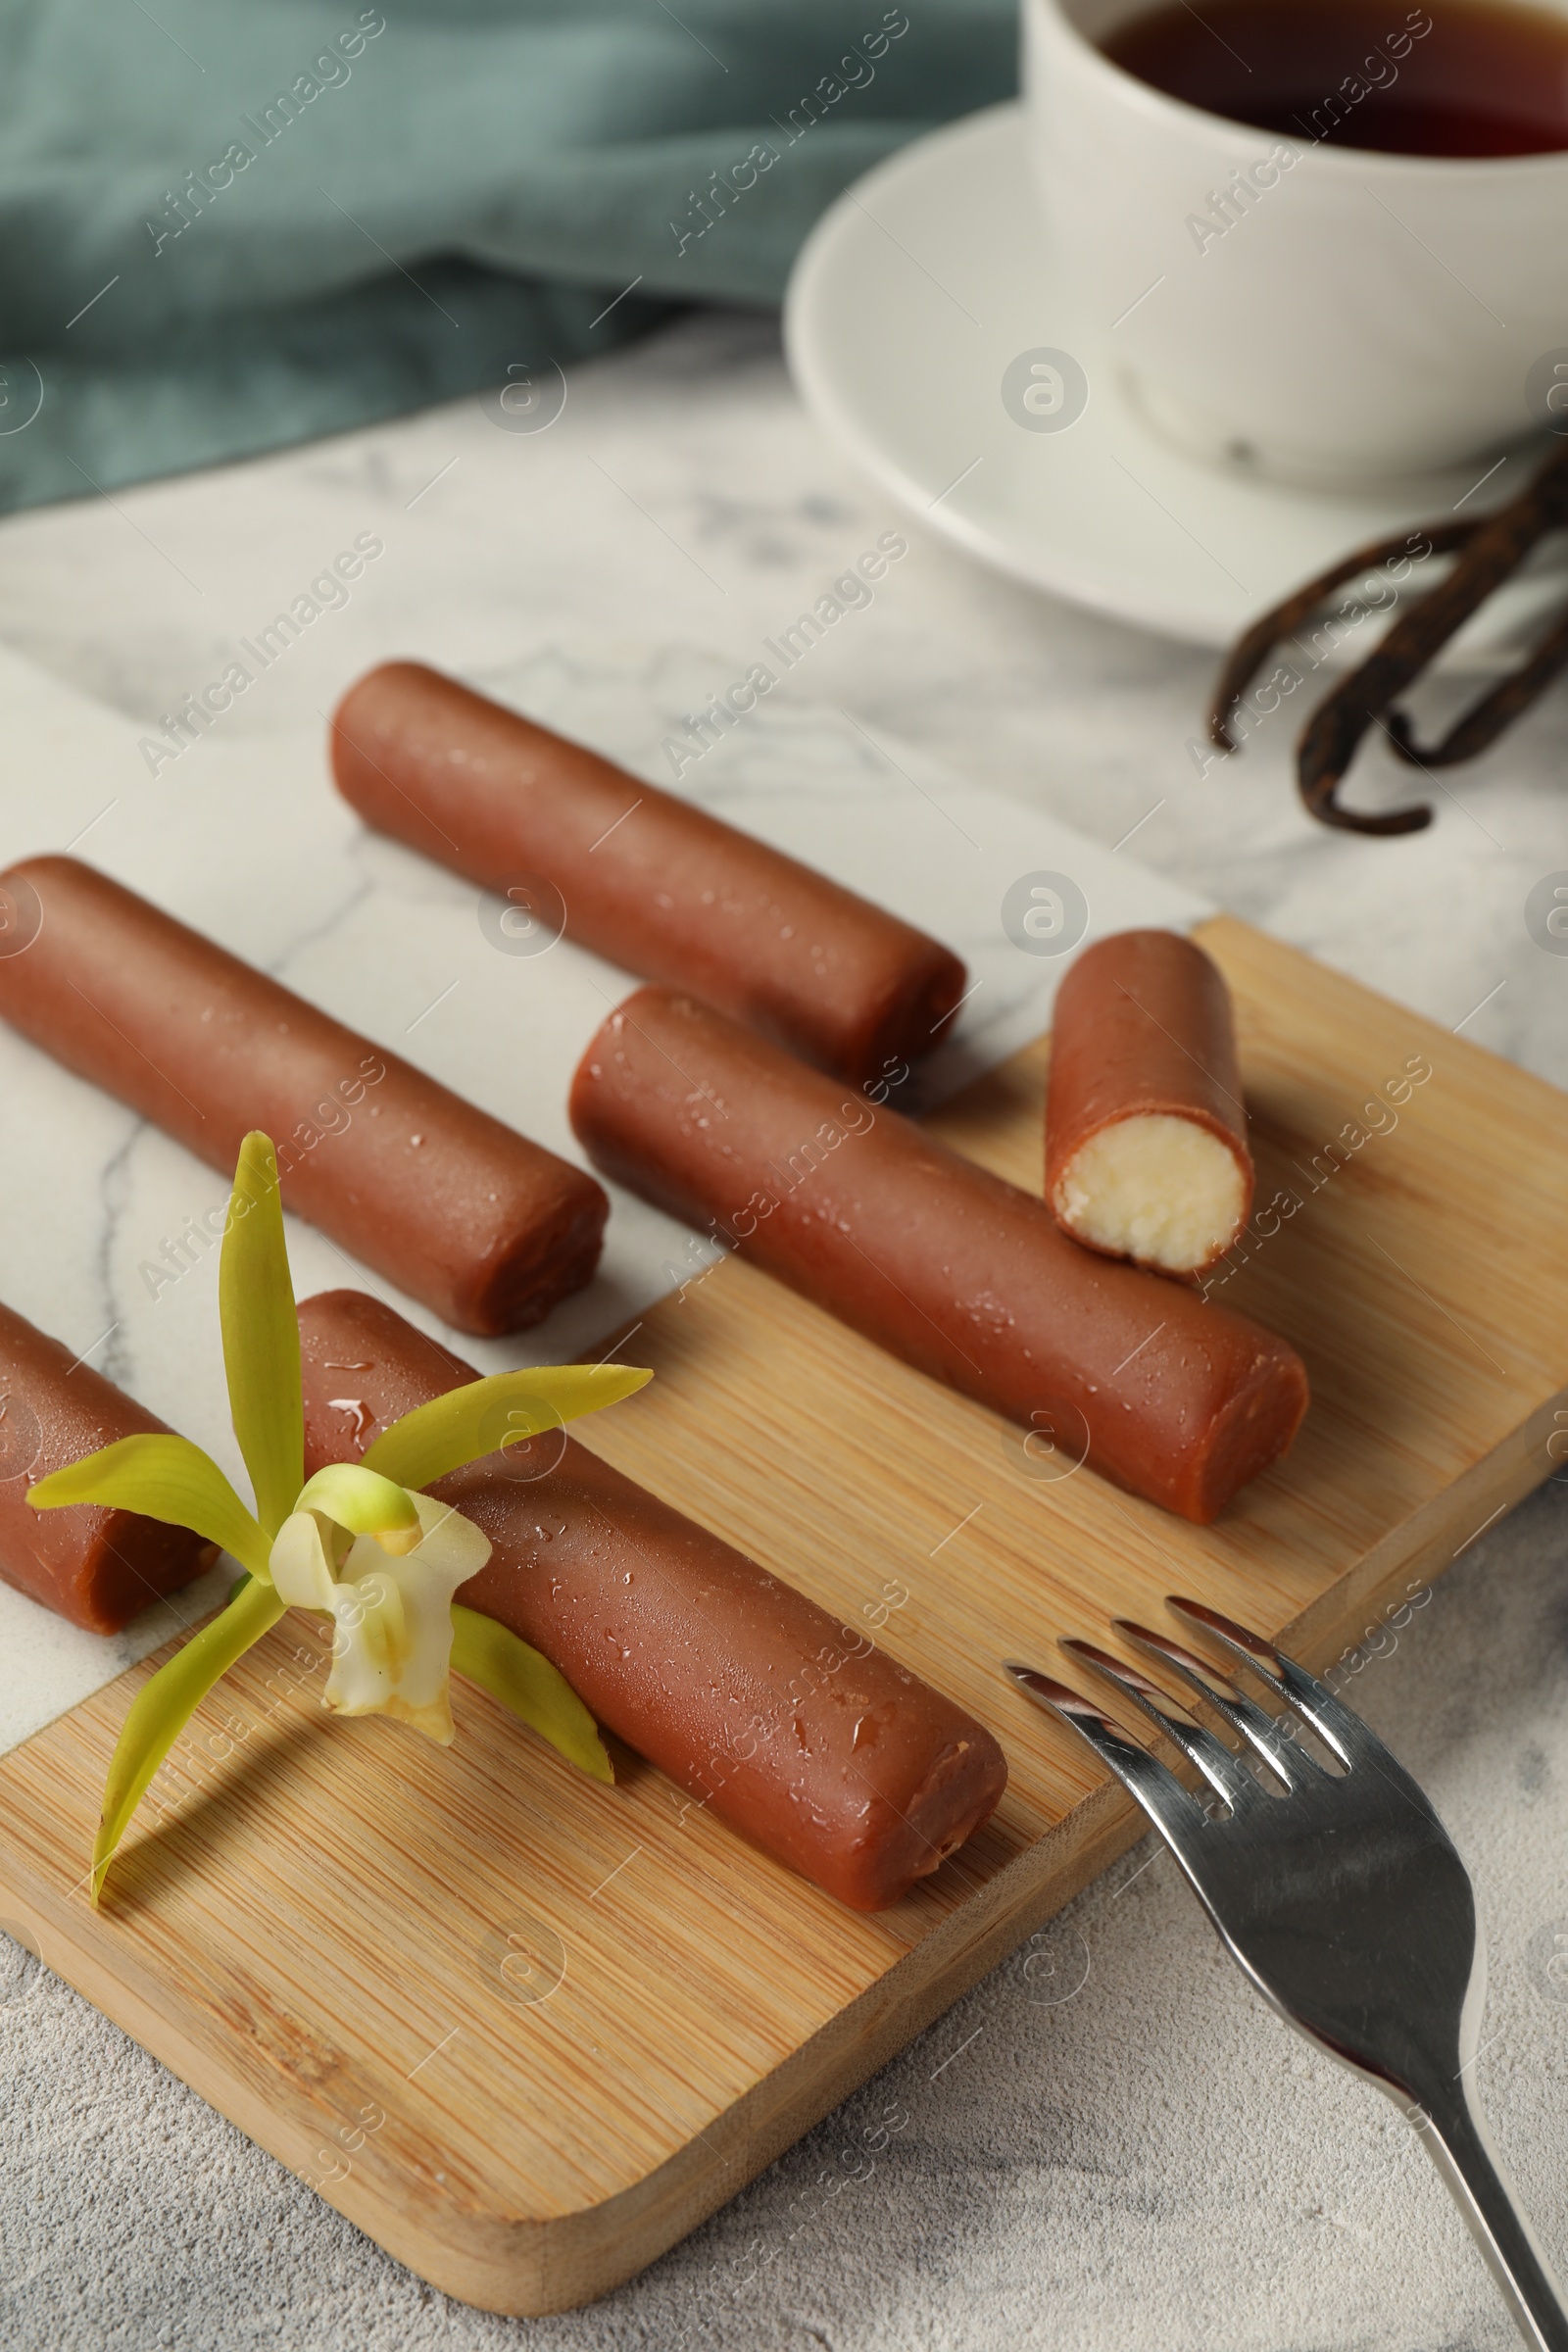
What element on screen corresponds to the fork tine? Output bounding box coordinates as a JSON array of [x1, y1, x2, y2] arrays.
[[1165, 1596, 1294, 1692], [1004, 1662, 1212, 1848], [1166, 1596, 1370, 1768], [1059, 1640, 1259, 1812], [1114, 1619, 1320, 1788]]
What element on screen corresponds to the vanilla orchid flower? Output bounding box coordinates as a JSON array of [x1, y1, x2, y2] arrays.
[[28, 1132, 651, 1901], [270, 1472, 493, 1743]]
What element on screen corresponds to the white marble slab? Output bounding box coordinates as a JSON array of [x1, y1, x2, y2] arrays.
[[0, 637, 1206, 1750]]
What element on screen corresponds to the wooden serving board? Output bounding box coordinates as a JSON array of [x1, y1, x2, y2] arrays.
[[1, 915, 1566, 2315]]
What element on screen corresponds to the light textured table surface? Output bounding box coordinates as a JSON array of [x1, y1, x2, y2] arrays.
[[2, 311, 1567, 2351]]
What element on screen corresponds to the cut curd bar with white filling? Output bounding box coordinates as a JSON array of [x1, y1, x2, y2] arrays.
[[1052, 1111, 1247, 1275]]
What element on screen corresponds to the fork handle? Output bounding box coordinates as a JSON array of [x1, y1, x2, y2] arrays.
[[1410, 2080, 1568, 2352]]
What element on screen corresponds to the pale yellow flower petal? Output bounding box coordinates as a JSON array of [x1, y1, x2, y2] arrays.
[[363, 1364, 652, 1491], [320, 1494, 488, 1741], [403, 1491, 492, 1587], [297, 1461, 420, 1543], [322, 1564, 406, 1717], [30, 1432, 271, 1581], [268, 1510, 338, 1611], [91, 1577, 285, 1903], [382, 1689, 456, 1744], [220, 1132, 304, 1539]]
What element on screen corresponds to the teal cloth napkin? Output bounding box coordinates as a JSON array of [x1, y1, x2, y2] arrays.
[[0, 1, 1015, 513]]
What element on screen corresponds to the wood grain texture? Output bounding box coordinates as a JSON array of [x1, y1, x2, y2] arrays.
[[1, 915, 1564, 2314]]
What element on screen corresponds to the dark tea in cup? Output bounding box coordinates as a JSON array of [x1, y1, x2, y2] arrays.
[[1102, 0, 1568, 156]]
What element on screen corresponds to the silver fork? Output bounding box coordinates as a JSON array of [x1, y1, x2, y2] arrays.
[[1006, 1597, 1568, 2352]]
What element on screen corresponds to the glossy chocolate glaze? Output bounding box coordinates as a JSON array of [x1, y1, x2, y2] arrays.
[[298, 1289, 1007, 1911], [1045, 930, 1255, 1275], [330, 662, 967, 1087], [0, 856, 607, 1336], [569, 989, 1309, 1524], [0, 1301, 213, 1633]]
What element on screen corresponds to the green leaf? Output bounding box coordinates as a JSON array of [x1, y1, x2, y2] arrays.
[[363, 1365, 653, 1492], [220, 1132, 303, 1540], [28, 1434, 271, 1581], [92, 1576, 286, 1902], [296, 1462, 419, 1539], [450, 1604, 613, 1784]]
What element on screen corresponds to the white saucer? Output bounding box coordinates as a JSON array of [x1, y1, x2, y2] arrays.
[[784, 105, 1562, 668]]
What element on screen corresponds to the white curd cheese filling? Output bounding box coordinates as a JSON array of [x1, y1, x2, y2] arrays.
[[1053, 1111, 1246, 1274]]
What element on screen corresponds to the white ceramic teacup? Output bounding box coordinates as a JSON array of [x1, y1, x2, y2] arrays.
[[1023, 0, 1568, 481]]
